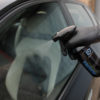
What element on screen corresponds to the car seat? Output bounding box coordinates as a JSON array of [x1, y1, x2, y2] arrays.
[[6, 13, 61, 100]]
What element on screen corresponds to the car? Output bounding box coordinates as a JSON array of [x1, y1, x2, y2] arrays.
[[0, 0, 99, 100]]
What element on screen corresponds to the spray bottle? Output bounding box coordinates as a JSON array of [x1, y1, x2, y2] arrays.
[[53, 25, 100, 76]]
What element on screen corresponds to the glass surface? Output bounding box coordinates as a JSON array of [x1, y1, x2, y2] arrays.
[[66, 3, 93, 27], [0, 3, 77, 100]]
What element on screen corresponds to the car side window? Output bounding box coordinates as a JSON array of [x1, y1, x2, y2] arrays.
[[0, 2, 77, 100], [66, 3, 93, 27]]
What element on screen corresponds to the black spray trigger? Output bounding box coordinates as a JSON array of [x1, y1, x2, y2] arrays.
[[52, 25, 77, 56]]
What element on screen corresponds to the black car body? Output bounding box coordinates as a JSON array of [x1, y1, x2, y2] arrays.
[[0, 0, 99, 100]]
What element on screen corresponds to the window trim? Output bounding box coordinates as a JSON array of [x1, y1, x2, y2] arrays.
[[59, 1, 75, 26]]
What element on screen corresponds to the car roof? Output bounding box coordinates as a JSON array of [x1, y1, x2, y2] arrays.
[[0, 0, 61, 10], [0, 0, 79, 10], [0, 0, 17, 10]]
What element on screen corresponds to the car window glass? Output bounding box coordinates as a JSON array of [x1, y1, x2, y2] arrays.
[[66, 3, 93, 27], [0, 3, 77, 100]]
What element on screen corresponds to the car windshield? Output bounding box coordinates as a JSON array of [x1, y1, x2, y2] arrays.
[[0, 3, 77, 100]]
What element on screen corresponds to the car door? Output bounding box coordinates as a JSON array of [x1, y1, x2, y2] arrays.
[[0, 0, 78, 100]]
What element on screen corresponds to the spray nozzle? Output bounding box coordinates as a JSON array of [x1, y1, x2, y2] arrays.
[[53, 25, 77, 42], [52, 25, 77, 56]]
